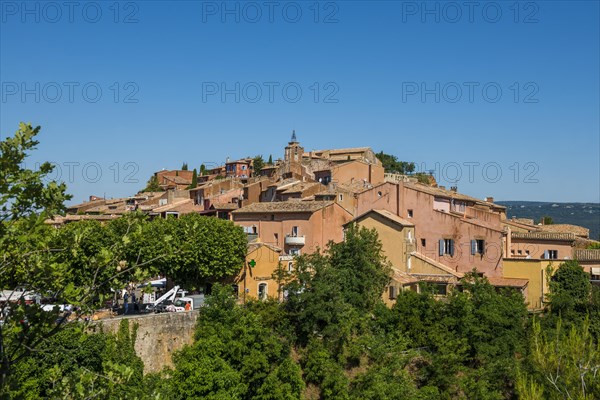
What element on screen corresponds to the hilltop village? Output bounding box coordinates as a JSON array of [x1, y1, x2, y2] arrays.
[[49, 132, 600, 310]]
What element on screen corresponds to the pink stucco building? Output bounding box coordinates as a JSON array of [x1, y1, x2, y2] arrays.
[[232, 201, 353, 255], [355, 181, 507, 277]]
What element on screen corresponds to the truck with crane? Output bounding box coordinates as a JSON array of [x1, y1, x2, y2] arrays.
[[144, 286, 187, 313]]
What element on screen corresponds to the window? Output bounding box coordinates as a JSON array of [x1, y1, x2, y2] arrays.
[[258, 283, 267, 300], [544, 250, 558, 259], [471, 239, 485, 255], [388, 286, 397, 300], [291, 226, 299, 237], [339, 194, 344, 201], [434, 284, 447, 296], [274, 233, 279, 244], [439, 239, 454, 256], [407, 209, 413, 218], [242, 165, 247, 170], [289, 248, 301, 256], [270, 214, 275, 221], [377, 191, 382, 197], [421, 238, 426, 247], [288, 262, 294, 273], [418, 283, 447, 296]]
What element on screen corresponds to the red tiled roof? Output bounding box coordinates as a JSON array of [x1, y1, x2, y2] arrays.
[[233, 200, 333, 214], [487, 277, 529, 288]]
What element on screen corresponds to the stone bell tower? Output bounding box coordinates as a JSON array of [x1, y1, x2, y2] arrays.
[[283, 130, 304, 179], [284, 130, 303, 163]]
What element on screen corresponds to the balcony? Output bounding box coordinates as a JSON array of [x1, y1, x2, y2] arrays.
[[285, 235, 305, 246]]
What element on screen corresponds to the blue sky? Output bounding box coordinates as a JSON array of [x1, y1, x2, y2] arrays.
[[1, 0, 599, 204]]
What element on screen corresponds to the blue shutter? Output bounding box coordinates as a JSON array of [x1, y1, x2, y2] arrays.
[[471, 240, 476, 255], [449, 240, 455, 257], [439, 239, 445, 256], [543, 250, 549, 259]]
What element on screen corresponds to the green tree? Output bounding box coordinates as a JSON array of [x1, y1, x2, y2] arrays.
[[375, 151, 415, 174], [188, 168, 198, 189], [547, 260, 591, 319], [200, 164, 206, 175], [542, 216, 554, 225], [181, 162, 188, 171], [286, 224, 391, 350], [142, 175, 162, 192], [165, 285, 303, 400], [518, 318, 600, 400], [4, 319, 147, 399], [414, 172, 434, 185], [267, 155, 273, 165], [166, 214, 247, 289], [0, 123, 71, 388], [253, 155, 265, 176]]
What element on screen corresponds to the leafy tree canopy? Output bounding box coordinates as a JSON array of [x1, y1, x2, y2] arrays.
[[375, 151, 415, 174], [141, 175, 162, 192], [253, 155, 265, 176]]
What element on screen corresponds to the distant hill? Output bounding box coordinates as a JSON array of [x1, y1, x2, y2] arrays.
[[497, 201, 600, 241]]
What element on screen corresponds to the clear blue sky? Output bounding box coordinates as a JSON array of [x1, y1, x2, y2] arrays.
[[1, 1, 599, 204]]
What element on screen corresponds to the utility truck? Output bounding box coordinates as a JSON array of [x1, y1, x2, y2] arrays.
[[166, 294, 205, 312], [144, 286, 187, 313]]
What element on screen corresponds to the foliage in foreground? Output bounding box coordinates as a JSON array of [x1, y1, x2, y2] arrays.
[[3, 123, 600, 399], [3, 320, 145, 400]]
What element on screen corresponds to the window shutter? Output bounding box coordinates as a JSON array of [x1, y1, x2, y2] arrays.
[[449, 240, 455, 257], [471, 240, 476, 255], [543, 250, 549, 259], [439, 240, 445, 256]]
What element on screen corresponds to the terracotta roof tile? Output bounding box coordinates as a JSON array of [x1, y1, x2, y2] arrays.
[[233, 200, 333, 214], [281, 182, 324, 194], [163, 176, 192, 185], [404, 182, 505, 209], [539, 224, 589, 238], [247, 242, 282, 254], [212, 203, 240, 211], [487, 277, 529, 288], [511, 232, 576, 242], [574, 249, 600, 261], [347, 209, 414, 228]]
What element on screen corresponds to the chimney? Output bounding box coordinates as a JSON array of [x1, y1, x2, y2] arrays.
[[485, 196, 494, 203], [450, 186, 458, 192]]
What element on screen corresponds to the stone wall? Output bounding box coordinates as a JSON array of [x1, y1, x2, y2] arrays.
[[94, 311, 199, 374]]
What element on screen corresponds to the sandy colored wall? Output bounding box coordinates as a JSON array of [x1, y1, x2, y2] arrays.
[[503, 259, 560, 310], [234, 246, 282, 300], [510, 239, 573, 260], [353, 214, 414, 271]]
